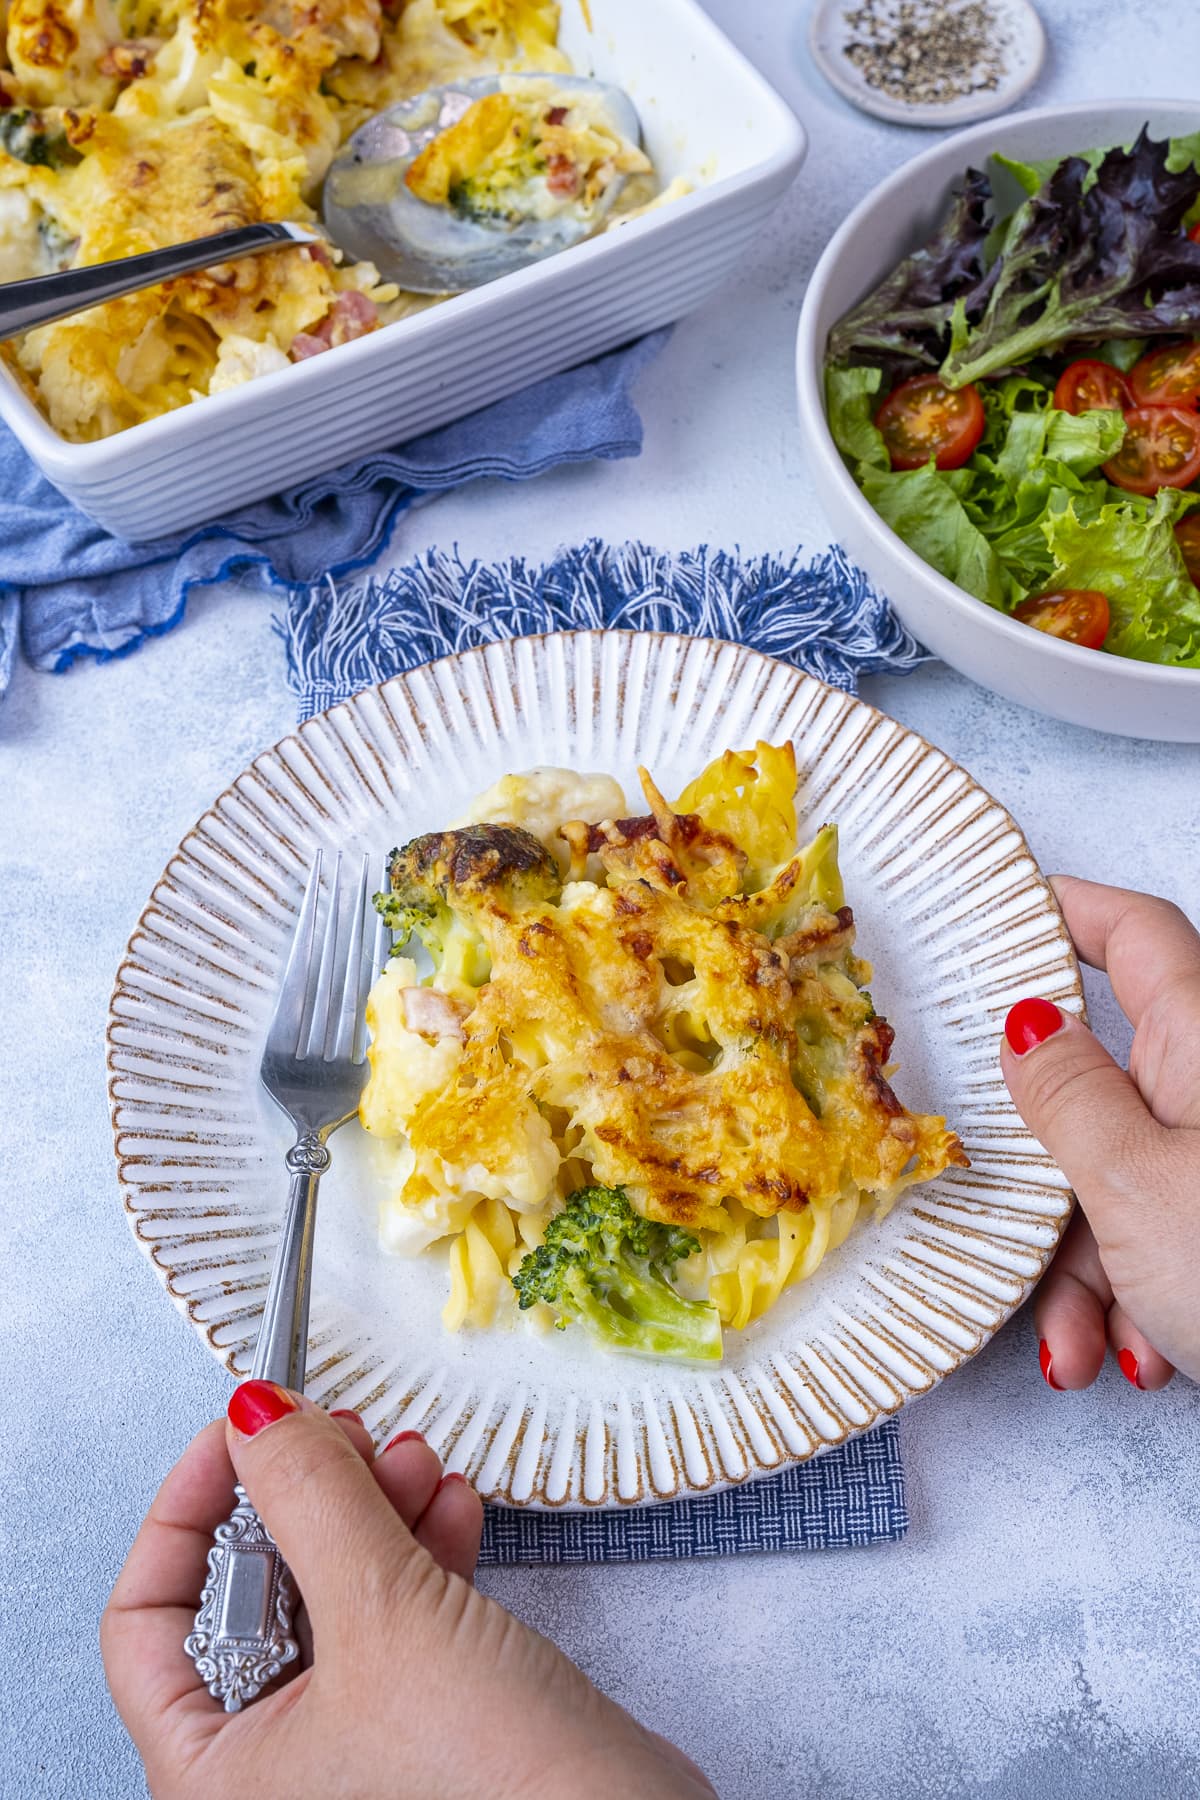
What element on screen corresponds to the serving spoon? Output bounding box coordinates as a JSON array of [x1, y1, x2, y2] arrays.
[[322, 72, 643, 293], [0, 73, 643, 340]]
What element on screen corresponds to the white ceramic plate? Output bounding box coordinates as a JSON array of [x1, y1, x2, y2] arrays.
[[809, 0, 1045, 129], [108, 633, 1079, 1506]]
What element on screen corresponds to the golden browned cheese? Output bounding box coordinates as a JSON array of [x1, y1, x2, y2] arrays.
[[12, 109, 340, 434], [8, 0, 122, 109], [193, 0, 383, 64], [405, 90, 520, 205], [394, 808, 967, 1236], [64, 108, 260, 255]]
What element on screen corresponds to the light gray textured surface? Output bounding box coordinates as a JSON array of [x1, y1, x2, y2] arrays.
[[2, 2, 1200, 1796]]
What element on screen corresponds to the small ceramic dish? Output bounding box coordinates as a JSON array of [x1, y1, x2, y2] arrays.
[[808, 0, 1046, 129], [107, 632, 1078, 1507]]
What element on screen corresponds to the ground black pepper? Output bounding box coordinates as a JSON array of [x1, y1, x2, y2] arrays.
[[842, 0, 1007, 105]]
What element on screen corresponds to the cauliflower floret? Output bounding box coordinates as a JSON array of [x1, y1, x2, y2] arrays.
[[378, 1156, 477, 1255], [440, 1103, 560, 1213], [0, 188, 47, 282], [456, 766, 627, 871], [206, 332, 290, 395]]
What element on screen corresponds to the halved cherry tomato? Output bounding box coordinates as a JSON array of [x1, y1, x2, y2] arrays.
[[1174, 514, 1200, 587], [874, 374, 985, 471], [1103, 405, 1200, 495], [1013, 589, 1110, 650], [1052, 359, 1132, 416], [1189, 221, 1200, 243], [1129, 342, 1200, 410]]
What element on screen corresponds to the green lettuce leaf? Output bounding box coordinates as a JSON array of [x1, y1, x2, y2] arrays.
[[1092, 337, 1147, 373], [824, 364, 889, 473], [859, 463, 1016, 607], [825, 354, 1200, 665], [1042, 493, 1200, 666]]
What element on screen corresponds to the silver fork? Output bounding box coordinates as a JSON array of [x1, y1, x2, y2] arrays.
[[184, 850, 386, 1712]]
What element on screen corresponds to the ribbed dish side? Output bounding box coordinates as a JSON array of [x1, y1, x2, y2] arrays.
[[57, 198, 783, 538]]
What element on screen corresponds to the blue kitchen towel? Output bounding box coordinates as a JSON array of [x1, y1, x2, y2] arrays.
[[286, 543, 926, 1557], [0, 330, 667, 699]]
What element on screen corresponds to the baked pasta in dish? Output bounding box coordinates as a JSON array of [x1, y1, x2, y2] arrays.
[[0, 0, 656, 439], [359, 745, 968, 1364]]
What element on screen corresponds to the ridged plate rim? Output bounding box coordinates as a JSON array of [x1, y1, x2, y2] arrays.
[[106, 631, 1080, 1507]]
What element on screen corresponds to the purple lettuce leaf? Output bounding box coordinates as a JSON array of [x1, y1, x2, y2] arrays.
[[941, 128, 1200, 386], [826, 168, 996, 382]]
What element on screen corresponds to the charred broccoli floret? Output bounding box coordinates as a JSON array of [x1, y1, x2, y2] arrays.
[[0, 109, 78, 169], [512, 1185, 722, 1363], [373, 824, 562, 986]]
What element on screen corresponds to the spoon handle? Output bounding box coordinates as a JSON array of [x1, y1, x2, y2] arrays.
[[0, 221, 315, 340]]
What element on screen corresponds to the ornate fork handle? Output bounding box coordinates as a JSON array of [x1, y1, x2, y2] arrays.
[[185, 1130, 330, 1711], [184, 1486, 298, 1712]]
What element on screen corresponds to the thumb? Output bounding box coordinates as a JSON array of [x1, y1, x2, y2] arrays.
[[1000, 997, 1165, 1248], [225, 1382, 432, 1645]]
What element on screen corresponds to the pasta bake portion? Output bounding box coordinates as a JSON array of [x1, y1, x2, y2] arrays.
[[359, 745, 968, 1363]]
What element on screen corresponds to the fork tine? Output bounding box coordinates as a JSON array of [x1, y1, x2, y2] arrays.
[[332, 854, 370, 1064], [302, 850, 342, 1061], [269, 850, 323, 1057]]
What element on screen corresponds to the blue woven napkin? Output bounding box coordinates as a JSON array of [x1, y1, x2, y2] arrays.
[[284, 544, 928, 1559], [476, 1423, 906, 1564], [0, 331, 667, 701]]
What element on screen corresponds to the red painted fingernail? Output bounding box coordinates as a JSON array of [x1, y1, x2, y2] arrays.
[[1039, 1339, 1063, 1391], [228, 1379, 299, 1437], [330, 1409, 361, 1424], [438, 1471, 469, 1490], [1118, 1348, 1142, 1390], [382, 1429, 425, 1453], [1005, 997, 1065, 1056]]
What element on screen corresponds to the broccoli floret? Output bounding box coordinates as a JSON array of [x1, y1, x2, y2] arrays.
[[373, 825, 562, 986], [0, 109, 78, 170], [388, 825, 562, 909], [513, 1185, 722, 1363]]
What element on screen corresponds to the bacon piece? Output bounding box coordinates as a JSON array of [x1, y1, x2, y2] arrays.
[[546, 153, 581, 199], [546, 106, 568, 125], [289, 331, 330, 360], [327, 288, 378, 343], [97, 38, 159, 79], [289, 292, 378, 362], [400, 987, 467, 1043]]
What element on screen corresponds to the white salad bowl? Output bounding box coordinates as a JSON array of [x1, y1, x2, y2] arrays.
[[6, 0, 806, 543], [796, 99, 1200, 743]]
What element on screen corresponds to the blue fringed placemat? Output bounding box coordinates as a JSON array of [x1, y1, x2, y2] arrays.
[[279, 539, 929, 715], [284, 538, 927, 1560]]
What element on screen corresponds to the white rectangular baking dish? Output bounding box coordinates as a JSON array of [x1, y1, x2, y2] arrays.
[[1, 0, 806, 542]]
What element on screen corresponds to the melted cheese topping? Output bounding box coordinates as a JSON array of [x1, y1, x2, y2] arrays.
[[362, 746, 968, 1346]]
